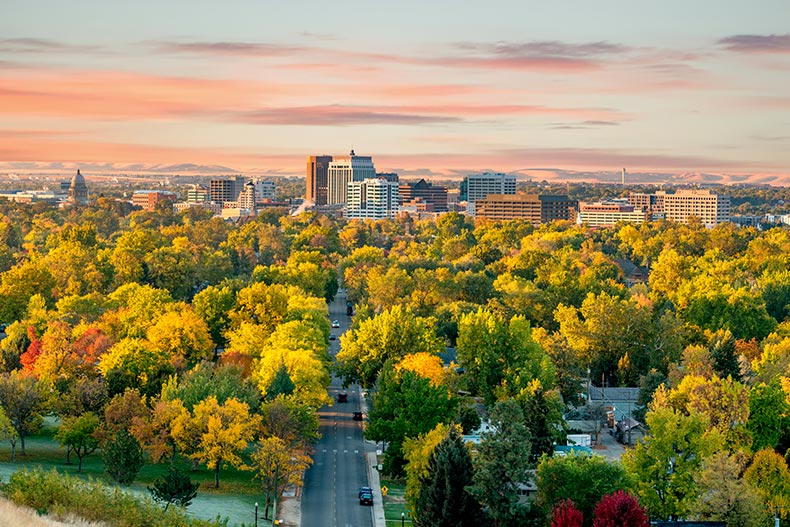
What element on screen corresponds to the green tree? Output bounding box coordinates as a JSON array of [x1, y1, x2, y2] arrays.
[[537, 453, 631, 525], [708, 329, 741, 381], [366, 364, 457, 475], [517, 380, 566, 463], [103, 429, 145, 485], [692, 452, 768, 527], [148, 465, 200, 512], [470, 399, 534, 526], [0, 371, 45, 456], [744, 448, 790, 520], [0, 405, 17, 461], [748, 380, 788, 452], [192, 285, 235, 349], [55, 412, 100, 472], [265, 363, 296, 400], [622, 402, 723, 521], [413, 428, 485, 527], [336, 305, 444, 388], [160, 362, 261, 412]]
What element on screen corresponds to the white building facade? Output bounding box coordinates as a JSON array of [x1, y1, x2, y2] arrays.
[[327, 150, 376, 205], [463, 172, 516, 214], [663, 189, 730, 227], [346, 178, 399, 220]]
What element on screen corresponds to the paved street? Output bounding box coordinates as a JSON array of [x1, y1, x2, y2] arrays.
[[300, 291, 374, 527]]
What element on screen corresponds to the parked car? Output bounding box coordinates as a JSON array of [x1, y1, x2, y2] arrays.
[[329, 334, 336, 340], [359, 490, 373, 506], [358, 487, 372, 498], [353, 411, 363, 421], [331, 320, 340, 328], [337, 392, 348, 403]]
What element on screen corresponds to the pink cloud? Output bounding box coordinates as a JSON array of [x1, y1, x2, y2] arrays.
[[718, 34, 790, 53]]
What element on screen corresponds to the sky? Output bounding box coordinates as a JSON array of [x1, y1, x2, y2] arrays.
[[1, 0, 790, 184]]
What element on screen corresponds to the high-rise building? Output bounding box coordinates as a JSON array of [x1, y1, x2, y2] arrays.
[[663, 189, 730, 227], [254, 179, 276, 201], [399, 179, 448, 212], [68, 169, 89, 205], [462, 173, 516, 214], [346, 177, 399, 220], [474, 194, 576, 224], [210, 177, 246, 203], [306, 155, 332, 205], [237, 181, 257, 213], [327, 150, 376, 205]]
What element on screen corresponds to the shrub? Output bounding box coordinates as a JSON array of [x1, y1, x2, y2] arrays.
[[3, 468, 225, 527]]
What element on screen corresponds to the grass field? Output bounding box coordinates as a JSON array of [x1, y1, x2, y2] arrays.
[[380, 478, 412, 526], [0, 419, 273, 527]]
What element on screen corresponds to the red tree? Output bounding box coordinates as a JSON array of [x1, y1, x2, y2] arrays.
[[19, 327, 42, 374], [552, 498, 583, 527], [592, 491, 649, 527]]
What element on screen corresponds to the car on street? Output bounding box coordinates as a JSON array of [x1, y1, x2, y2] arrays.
[[337, 392, 348, 403], [359, 488, 373, 506], [329, 334, 336, 340], [352, 411, 363, 421], [331, 320, 340, 328]]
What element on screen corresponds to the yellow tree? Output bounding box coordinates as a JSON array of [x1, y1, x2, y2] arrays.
[[177, 396, 261, 488], [403, 423, 455, 511], [146, 306, 214, 369], [252, 436, 312, 520], [131, 398, 188, 464], [395, 352, 447, 387]]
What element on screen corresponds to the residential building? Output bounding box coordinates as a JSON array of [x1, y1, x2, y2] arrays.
[[663, 189, 730, 227], [577, 200, 649, 227], [210, 177, 246, 204], [327, 150, 376, 205], [346, 177, 399, 220], [462, 172, 516, 214], [306, 155, 332, 205], [474, 194, 576, 224], [132, 190, 177, 211], [399, 179, 448, 212]]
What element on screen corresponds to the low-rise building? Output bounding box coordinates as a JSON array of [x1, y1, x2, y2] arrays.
[[474, 193, 577, 224], [577, 200, 649, 226], [131, 190, 177, 211]]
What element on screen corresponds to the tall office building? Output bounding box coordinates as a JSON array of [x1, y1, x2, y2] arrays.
[[253, 179, 276, 201], [399, 179, 448, 212], [327, 150, 376, 205], [186, 184, 210, 204], [346, 177, 399, 220], [474, 194, 576, 224], [663, 189, 730, 227], [237, 181, 257, 213], [462, 172, 516, 214], [306, 155, 332, 205], [210, 177, 246, 204]]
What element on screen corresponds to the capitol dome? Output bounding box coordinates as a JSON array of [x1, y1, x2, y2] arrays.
[[69, 169, 89, 205]]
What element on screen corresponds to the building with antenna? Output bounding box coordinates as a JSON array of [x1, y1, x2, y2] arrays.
[[327, 150, 376, 205]]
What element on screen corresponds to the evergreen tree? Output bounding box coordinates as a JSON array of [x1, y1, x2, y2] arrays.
[[103, 429, 145, 485], [470, 399, 533, 526], [266, 363, 296, 400], [708, 329, 740, 380], [414, 429, 485, 527], [149, 465, 200, 512]]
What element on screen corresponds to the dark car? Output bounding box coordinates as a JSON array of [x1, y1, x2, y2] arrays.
[[337, 392, 348, 403], [352, 411, 363, 421], [358, 486, 372, 498], [359, 491, 373, 506], [329, 334, 336, 340]]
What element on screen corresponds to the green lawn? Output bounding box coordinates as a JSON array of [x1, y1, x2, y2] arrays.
[[0, 419, 272, 526], [381, 478, 413, 526]]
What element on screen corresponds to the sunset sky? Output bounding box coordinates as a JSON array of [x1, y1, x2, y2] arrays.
[[2, 0, 790, 183]]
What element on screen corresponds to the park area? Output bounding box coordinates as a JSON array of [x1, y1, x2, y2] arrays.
[[0, 418, 275, 527]]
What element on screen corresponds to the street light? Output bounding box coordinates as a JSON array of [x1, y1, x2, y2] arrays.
[[401, 512, 405, 527], [254, 502, 258, 527]]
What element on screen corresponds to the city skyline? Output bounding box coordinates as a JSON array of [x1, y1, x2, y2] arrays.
[[1, 1, 790, 184]]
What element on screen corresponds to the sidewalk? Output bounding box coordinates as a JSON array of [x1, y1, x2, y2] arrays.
[[366, 452, 386, 527]]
